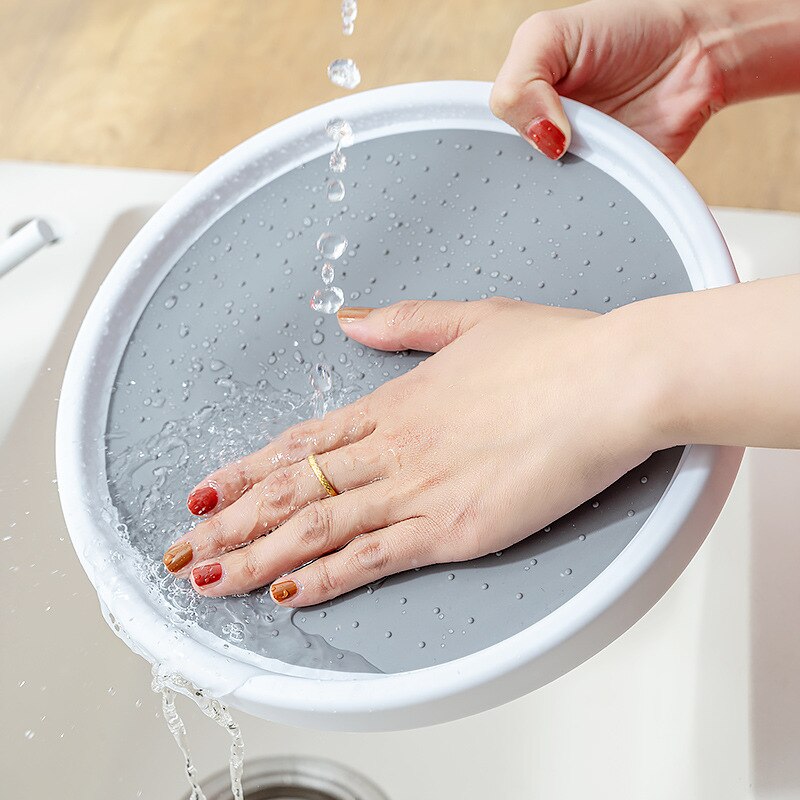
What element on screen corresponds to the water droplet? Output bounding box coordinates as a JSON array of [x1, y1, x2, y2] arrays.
[[640, 476, 648, 483], [481, 583, 489, 590], [467, 617, 474, 624], [311, 330, 325, 345], [399, 597, 407, 605], [563, 568, 573, 576], [418, 641, 426, 648], [341, 0, 358, 34], [310, 286, 344, 315], [311, 362, 332, 393], [316, 232, 348, 260], [327, 179, 346, 202], [515, 592, 524, 599], [326, 118, 354, 146], [327, 58, 361, 89], [329, 146, 347, 173], [178, 324, 190, 338], [627, 509, 635, 517], [321, 262, 335, 284], [447, 573, 455, 580], [24, 730, 35, 740], [385, 630, 392, 638], [578, 534, 586, 541], [164, 295, 177, 309]]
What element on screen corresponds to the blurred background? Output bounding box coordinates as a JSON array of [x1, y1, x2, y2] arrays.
[[1, 0, 798, 211]]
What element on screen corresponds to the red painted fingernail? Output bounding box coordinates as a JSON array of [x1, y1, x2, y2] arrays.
[[188, 485, 218, 516], [193, 563, 222, 587], [270, 580, 299, 603], [525, 117, 566, 159]]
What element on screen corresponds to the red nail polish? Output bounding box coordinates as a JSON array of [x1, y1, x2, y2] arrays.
[[193, 563, 222, 587], [188, 485, 218, 516], [525, 117, 566, 159]]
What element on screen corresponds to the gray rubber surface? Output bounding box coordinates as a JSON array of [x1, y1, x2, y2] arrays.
[[105, 129, 689, 674]]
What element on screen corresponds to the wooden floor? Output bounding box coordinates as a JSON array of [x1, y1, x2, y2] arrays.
[[1, 0, 798, 211]]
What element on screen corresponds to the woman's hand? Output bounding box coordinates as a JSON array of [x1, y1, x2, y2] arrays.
[[490, 0, 727, 162], [163, 298, 667, 605]]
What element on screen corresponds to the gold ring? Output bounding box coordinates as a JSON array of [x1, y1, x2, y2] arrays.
[[307, 454, 338, 497]]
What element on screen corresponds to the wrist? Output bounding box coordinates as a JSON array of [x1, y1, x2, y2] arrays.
[[602, 296, 691, 453], [681, 0, 800, 105]]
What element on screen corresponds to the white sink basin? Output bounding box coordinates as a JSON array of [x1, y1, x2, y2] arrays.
[[1, 160, 798, 799]]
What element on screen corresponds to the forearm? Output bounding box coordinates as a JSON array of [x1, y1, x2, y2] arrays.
[[685, 0, 800, 105], [616, 275, 800, 450]]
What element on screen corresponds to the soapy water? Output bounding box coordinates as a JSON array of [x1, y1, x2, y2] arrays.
[[106, 364, 382, 675], [152, 666, 244, 800]]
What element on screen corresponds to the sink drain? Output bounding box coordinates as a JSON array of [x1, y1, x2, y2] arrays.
[[202, 755, 389, 800]]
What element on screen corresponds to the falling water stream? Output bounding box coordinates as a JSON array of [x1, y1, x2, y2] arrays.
[[151, 3, 362, 798]]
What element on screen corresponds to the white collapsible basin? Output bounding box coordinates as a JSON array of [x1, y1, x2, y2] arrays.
[[56, 81, 743, 731]]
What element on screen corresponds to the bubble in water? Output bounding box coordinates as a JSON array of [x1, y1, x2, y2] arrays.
[[310, 286, 344, 314], [327, 179, 346, 202], [326, 118, 354, 146], [321, 262, 335, 284], [327, 58, 361, 89], [316, 232, 348, 260], [329, 146, 347, 173]]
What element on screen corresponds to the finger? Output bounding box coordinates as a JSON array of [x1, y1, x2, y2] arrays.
[[490, 10, 573, 159], [269, 517, 436, 607], [336, 297, 513, 352], [185, 402, 375, 516], [190, 483, 403, 597], [165, 438, 384, 575]]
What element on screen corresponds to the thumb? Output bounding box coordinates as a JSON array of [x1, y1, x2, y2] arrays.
[[490, 11, 573, 159], [336, 299, 500, 353]]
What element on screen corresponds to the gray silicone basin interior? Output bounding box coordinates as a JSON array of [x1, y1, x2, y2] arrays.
[[106, 129, 688, 675]]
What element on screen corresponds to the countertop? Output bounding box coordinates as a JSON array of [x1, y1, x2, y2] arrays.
[[0, 0, 798, 212]]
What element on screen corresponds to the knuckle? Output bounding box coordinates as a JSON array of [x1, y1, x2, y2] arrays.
[[241, 549, 266, 585], [281, 421, 320, 459], [204, 512, 230, 551], [482, 295, 513, 312], [489, 82, 521, 119], [385, 299, 425, 330], [296, 502, 333, 550], [518, 9, 557, 39], [352, 533, 391, 574], [267, 467, 299, 511], [314, 558, 339, 597]]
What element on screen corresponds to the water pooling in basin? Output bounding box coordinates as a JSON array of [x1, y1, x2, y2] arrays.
[[105, 128, 691, 675]]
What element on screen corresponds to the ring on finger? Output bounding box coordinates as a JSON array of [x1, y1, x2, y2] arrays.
[[307, 453, 339, 497]]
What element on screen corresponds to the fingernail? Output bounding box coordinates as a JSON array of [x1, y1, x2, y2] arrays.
[[163, 542, 193, 573], [188, 485, 218, 516], [525, 117, 566, 159], [337, 306, 372, 323], [270, 579, 299, 603], [193, 563, 223, 587]]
